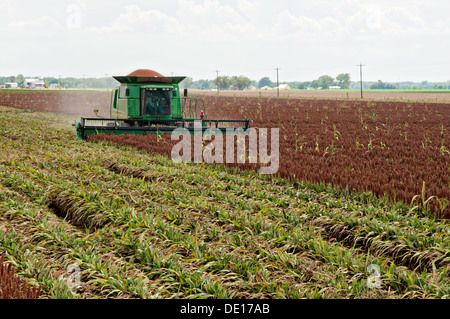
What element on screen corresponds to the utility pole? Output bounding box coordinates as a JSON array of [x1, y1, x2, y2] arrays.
[[105, 73, 108, 91], [215, 70, 220, 93], [58, 75, 61, 90], [274, 67, 281, 97], [357, 63, 365, 98]]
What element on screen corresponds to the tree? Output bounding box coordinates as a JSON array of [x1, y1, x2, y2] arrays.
[[370, 80, 396, 89], [180, 77, 193, 89], [258, 77, 273, 88], [318, 75, 334, 89], [310, 79, 320, 89], [230, 75, 251, 90], [191, 79, 212, 90], [297, 82, 306, 89], [214, 76, 231, 90], [300, 81, 311, 89], [336, 73, 351, 89], [370, 80, 383, 89], [16, 74, 24, 86], [433, 84, 446, 89]]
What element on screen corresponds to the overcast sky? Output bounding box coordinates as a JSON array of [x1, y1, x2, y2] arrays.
[[1, 0, 449, 83]]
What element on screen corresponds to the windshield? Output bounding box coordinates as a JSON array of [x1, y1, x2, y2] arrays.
[[141, 88, 172, 116]]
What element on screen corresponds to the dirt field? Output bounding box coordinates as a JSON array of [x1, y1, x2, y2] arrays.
[[190, 89, 450, 102], [0, 90, 110, 117]]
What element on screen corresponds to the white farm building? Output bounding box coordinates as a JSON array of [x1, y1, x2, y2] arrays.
[[24, 79, 45, 89]]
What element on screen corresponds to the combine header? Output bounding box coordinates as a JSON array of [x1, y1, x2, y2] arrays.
[[74, 69, 250, 140]]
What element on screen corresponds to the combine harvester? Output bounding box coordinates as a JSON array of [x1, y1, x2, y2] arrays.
[[74, 69, 250, 140]]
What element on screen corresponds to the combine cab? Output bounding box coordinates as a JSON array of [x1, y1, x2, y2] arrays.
[[75, 69, 250, 140]]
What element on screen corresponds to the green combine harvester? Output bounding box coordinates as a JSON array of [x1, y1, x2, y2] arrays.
[[74, 69, 250, 140]]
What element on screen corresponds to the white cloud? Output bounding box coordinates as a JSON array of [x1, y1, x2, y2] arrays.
[[8, 16, 64, 30], [333, 2, 431, 36], [88, 5, 183, 34], [0, 0, 18, 23], [272, 10, 342, 39], [385, 7, 425, 31], [236, 0, 258, 13], [176, 0, 246, 26], [85, 2, 259, 45]]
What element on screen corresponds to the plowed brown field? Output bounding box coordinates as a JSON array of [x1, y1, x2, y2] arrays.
[[193, 89, 450, 101]]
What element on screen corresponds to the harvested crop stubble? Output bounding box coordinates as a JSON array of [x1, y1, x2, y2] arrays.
[[102, 159, 172, 183], [47, 187, 112, 229], [311, 217, 450, 273]]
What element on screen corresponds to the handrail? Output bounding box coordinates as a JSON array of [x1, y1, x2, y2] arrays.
[[181, 97, 206, 119]]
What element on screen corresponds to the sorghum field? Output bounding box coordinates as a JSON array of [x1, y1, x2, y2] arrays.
[[0, 90, 449, 299], [96, 93, 450, 217]]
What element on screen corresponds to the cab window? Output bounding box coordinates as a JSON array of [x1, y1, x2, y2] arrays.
[[141, 88, 172, 116]]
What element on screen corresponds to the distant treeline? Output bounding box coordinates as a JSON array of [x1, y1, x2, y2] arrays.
[[182, 76, 450, 91], [1, 74, 449, 90], [181, 75, 450, 91]]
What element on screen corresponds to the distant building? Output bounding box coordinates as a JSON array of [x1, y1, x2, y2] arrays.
[[5, 82, 18, 89], [24, 79, 45, 89], [329, 86, 341, 90], [277, 84, 291, 90], [260, 86, 273, 90]]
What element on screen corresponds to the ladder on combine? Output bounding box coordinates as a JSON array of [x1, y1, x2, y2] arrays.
[[181, 97, 206, 119]]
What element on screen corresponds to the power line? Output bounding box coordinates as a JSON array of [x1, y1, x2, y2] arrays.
[[357, 63, 365, 98], [274, 67, 281, 97], [215, 70, 220, 93]]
